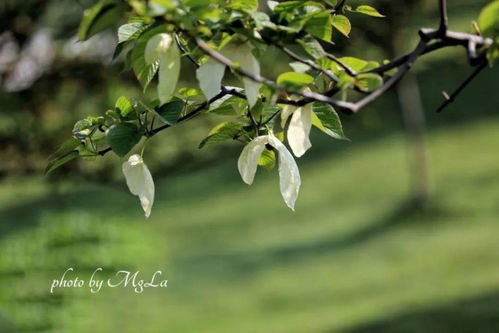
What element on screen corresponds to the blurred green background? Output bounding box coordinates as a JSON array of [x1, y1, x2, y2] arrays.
[[1, 0, 499, 332]]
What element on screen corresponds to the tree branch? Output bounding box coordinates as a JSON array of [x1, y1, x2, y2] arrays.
[[438, 0, 448, 35], [98, 3, 494, 156], [436, 61, 487, 113]]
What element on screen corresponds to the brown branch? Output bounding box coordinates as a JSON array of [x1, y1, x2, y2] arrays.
[[98, 2, 493, 156], [193, 37, 356, 112]]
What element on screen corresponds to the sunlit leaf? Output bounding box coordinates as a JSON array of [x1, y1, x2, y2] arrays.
[[331, 15, 351, 37], [277, 72, 314, 91], [312, 103, 348, 140], [198, 122, 243, 148]]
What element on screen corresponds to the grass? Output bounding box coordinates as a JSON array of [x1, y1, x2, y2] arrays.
[[1, 116, 499, 332]]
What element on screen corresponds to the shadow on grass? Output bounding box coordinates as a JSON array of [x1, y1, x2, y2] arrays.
[[338, 290, 499, 333], [178, 199, 445, 279], [0, 188, 120, 239]]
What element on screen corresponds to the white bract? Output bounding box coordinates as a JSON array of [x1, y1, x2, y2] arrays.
[[281, 103, 313, 157], [196, 41, 261, 108], [238, 133, 301, 210], [122, 154, 155, 218], [145, 33, 180, 104]]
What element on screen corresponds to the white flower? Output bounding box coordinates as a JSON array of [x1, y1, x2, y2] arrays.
[[145, 33, 181, 104], [280, 103, 313, 157], [238, 133, 301, 210], [122, 154, 155, 218], [196, 58, 225, 101], [196, 41, 261, 108]]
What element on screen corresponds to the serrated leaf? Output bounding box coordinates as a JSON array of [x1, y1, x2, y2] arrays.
[[198, 122, 243, 149], [106, 123, 142, 157], [45, 150, 79, 175], [356, 73, 383, 91], [78, 0, 124, 41], [338, 56, 368, 72], [351, 5, 385, 18], [297, 36, 325, 59], [248, 10, 275, 30], [312, 103, 348, 140], [331, 15, 351, 37], [277, 72, 314, 91], [154, 97, 185, 125], [304, 11, 332, 42], [208, 94, 247, 115], [118, 22, 148, 43]]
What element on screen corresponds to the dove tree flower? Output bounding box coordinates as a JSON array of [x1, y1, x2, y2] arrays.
[[238, 133, 301, 210], [196, 41, 261, 108], [281, 103, 313, 158], [122, 154, 155, 218], [144, 33, 180, 104]]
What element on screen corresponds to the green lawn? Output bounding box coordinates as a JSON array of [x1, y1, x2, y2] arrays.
[[1, 117, 499, 332]]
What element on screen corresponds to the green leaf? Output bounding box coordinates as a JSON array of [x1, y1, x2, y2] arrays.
[[277, 72, 314, 90], [356, 73, 383, 91], [49, 138, 81, 160], [229, 0, 258, 10], [487, 43, 499, 65], [274, 1, 307, 22], [208, 94, 247, 115], [248, 11, 275, 30], [312, 103, 348, 140], [154, 97, 185, 125], [78, 0, 124, 41], [118, 22, 148, 43], [297, 35, 325, 59], [304, 11, 333, 42], [350, 5, 385, 18], [338, 57, 368, 72], [106, 123, 142, 157], [45, 150, 79, 175], [478, 1, 499, 39], [198, 122, 243, 149], [258, 149, 276, 171], [331, 15, 351, 37], [115, 96, 135, 117]]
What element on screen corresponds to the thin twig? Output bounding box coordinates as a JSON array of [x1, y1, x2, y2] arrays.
[[97, 3, 493, 156], [277, 45, 339, 82], [193, 37, 356, 112], [436, 61, 487, 113], [439, 0, 448, 34], [175, 34, 200, 68], [325, 53, 357, 76]]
